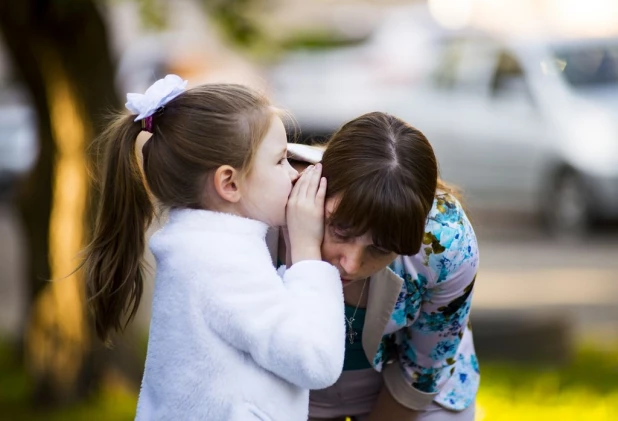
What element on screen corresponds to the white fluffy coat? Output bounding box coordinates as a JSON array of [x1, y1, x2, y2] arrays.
[[135, 209, 345, 421]]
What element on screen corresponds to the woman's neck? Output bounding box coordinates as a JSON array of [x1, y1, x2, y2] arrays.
[[344, 278, 370, 308]]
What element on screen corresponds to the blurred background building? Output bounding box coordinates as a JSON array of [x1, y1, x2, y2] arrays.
[[0, 0, 617, 419]]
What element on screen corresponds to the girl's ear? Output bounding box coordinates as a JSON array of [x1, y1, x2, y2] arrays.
[[213, 165, 242, 203]]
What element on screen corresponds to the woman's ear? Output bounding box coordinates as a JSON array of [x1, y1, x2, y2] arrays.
[[213, 165, 242, 203]]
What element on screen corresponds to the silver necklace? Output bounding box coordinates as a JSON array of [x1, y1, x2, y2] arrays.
[[344, 278, 368, 345]]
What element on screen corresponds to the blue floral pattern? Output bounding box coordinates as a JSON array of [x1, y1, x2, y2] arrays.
[[430, 339, 458, 361], [371, 193, 479, 411]]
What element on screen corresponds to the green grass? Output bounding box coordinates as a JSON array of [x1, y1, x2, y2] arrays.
[[476, 344, 618, 420], [1, 340, 617, 420], [0, 340, 136, 420]]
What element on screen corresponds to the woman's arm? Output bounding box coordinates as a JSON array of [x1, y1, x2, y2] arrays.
[[380, 206, 479, 412], [367, 387, 421, 421]]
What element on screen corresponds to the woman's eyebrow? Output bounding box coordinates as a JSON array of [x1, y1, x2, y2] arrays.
[[330, 224, 353, 236]]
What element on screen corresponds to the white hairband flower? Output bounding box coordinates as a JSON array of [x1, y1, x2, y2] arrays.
[[125, 74, 188, 122]]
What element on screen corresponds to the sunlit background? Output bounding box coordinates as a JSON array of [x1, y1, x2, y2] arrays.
[[0, 0, 617, 420]]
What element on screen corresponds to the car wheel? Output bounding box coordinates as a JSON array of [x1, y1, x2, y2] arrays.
[[545, 171, 589, 238]]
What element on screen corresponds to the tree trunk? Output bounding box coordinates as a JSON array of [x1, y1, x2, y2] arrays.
[[0, 0, 141, 406]]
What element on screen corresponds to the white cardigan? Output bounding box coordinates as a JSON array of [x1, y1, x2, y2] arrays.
[[135, 209, 345, 421]]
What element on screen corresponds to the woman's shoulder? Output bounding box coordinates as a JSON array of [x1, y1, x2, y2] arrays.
[[427, 192, 468, 227], [398, 192, 477, 284], [424, 192, 475, 244]]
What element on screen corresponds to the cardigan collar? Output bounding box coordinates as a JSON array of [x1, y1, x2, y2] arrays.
[[362, 266, 404, 361]]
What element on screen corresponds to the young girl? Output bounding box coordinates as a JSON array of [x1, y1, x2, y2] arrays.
[[83, 75, 346, 421]]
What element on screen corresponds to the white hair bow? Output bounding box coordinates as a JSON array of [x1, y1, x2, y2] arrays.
[[125, 74, 188, 121]]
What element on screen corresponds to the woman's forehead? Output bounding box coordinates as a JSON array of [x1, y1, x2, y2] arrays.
[[325, 202, 375, 245], [327, 224, 374, 246], [325, 196, 341, 215]]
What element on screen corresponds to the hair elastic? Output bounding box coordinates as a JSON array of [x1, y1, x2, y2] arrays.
[[142, 115, 154, 133]]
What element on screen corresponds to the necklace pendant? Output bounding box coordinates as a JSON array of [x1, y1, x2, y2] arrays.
[[344, 278, 367, 346], [347, 329, 357, 344]]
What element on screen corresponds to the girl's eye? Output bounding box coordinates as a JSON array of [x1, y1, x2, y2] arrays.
[[279, 157, 288, 165]]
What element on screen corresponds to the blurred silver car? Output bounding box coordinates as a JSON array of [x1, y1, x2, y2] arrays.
[[387, 35, 618, 233], [280, 34, 618, 234]]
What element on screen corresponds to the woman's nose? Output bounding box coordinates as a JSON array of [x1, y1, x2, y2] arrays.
[[340, 247, 363, 276]]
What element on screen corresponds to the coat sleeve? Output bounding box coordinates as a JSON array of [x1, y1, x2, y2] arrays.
[[383, 206, 479, 410], [204, 249, 345, 390]]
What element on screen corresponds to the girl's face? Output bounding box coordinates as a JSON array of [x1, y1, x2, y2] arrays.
[[321, 197, 398, 286], [240, 116, 298, 227]]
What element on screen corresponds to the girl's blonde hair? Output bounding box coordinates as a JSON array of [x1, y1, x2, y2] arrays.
[[84, 84, 273, 343]]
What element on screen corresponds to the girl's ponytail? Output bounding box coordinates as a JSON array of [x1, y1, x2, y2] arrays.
[[84, 114, 152, 343], [83, 75, 274, 343]]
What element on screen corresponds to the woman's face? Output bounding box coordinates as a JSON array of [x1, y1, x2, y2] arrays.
[[321, 197, 398, 287]]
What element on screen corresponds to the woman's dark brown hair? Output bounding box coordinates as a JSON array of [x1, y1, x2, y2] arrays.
[[322, 111, 448, 256], [84, 84, 273, 343]]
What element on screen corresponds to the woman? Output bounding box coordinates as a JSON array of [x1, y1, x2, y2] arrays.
[[284, 112, 479, 421]]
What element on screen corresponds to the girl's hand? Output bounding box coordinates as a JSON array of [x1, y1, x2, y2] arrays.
[[286, 163, 327, 264]]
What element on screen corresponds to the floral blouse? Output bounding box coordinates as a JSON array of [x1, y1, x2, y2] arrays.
[[372, 193, 480, 411]]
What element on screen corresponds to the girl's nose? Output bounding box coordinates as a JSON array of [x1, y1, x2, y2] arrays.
[[288, 163, 300, 183]]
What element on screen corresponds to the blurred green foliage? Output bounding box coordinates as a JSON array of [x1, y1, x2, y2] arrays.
[[477, 343, 618, 420], [281, 30, 365, 51], [1, 339, 616, 420], [0, 340, 135, 420]]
